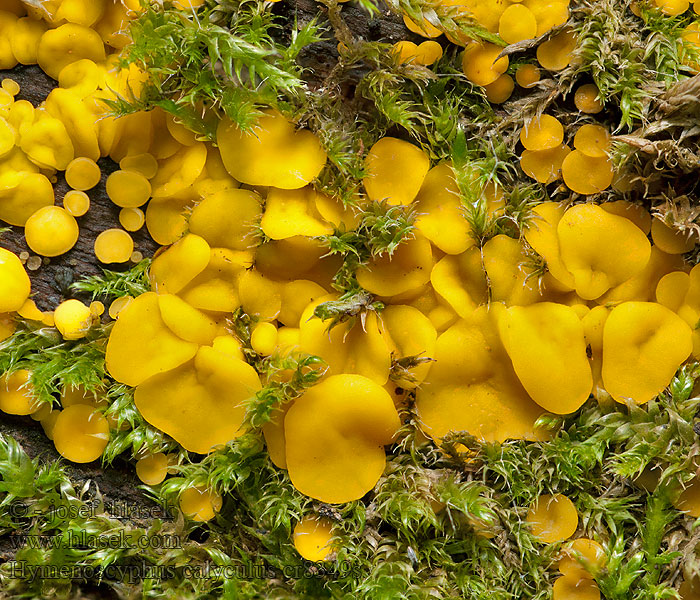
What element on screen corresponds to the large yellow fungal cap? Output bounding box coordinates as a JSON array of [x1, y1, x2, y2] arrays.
[[52, 404, 110, 463], [105, 292, 199, 386], [19, 113, 75, 170], [134, 346, 261, 454], [557, 204, 651, 299], [499, 4, 537, 44], [149, 233, 211, 295], [651, 218, 697, 254], [363, 137, 430, 206], [430, 247, 488, 318], [601, 301, 692, 404], [37, 23, 106, 80], [25, 205, 79, 257], [261, 186, 332, 239], [520, 114, 564, 151], [0, 247, 30, 312], [54, 299, 93, 340], [573, 124, 610, 158], [356, 234, 433, 297], [0, 370, 39, 415], [293, 515, 336, 562], [497, 303, 593, 414], [462, 42, 509, 86], [537, 28, 577, 71], [10, 17, 47, 66], [284, 374, 400, 503], [149, 143, 206, 199], [0, 170, 55, 228], [414, 163, 473, 255], [526, 493, 578, 543], [217, 109, 326, 189]]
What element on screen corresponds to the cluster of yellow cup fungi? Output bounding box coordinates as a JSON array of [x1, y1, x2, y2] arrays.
[[526, 494, 606, 599]]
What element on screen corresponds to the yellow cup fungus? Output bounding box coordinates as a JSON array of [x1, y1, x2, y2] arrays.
[[499, 4, 537, 44], [484, 74, 515, 103], [0, 370, 39, 415], [217, 109, 326, 189], [65, 156, 101, 190], [462, 42, 510, 86], [52, 404, 110, 463], [251, 321, 278, 356], [574, 84, 603, 114], [0, 247, 31, 312], [119, 152, 159, 179], [94, 228, 134, 264], [37, 23, 106, 80], [552, 575, 601, 600], [601, 301, 692, 404], [24, 205, 79, 257], [10, 17, 47, 65], [284, 374, 400, 503], [106, 169, 151, 208], [537, 28, 577, 71], [497, 303, 593, 414], [119, 207, 145, 232], [651, 218, 697, 254], [63, 190, 90, 217], [135, 452, 169, 486], [557, 204, 651, 299], [526, 493, 578, 543], [179, 486, 222, 522], [261, 186, 333, 239], [515, 64, 541, 88], [520, 144, 571, 183], [573, 124, 610, 158], [293, 515, 336, 562], [520, 114, 564, 151], [54, 298, 93, 340], [363, 137, 430, 206], [559, 538, 607, 579], [392, 40, 443, 65]]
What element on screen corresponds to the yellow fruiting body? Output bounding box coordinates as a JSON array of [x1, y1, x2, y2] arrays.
[[0, 247, 31, 312], [63, 190, 90, 216], [0, 370, 39, 415], [65, 157, 101, 190], [94, 228, 134, 263], [106, 169, 151, 207], [293, 516, 336, 561], [526, 493, 578, 543], [54, 299, 93, 340], [179, 487, 222, 522], [24, 206, 79, 257], [52, 404, 110, 463], [135, 453, 169, 486]]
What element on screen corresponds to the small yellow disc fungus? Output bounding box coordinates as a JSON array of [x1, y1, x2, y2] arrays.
[[57, 59, 102, 97], [89, 300, 104, 316], [278, 280, 327, 327], [430, 248, 488, 318], [135, 453, 169, 486], [119, 207, 145, 232], [520, 114, 564, 151], [499, 4, 537, 44], [149, 233, 211, 295], [105, 169, 151, 208], [63, 190, 90, 217], [19, 115, 75, 170], [602, 301, 692, 404], [526, 493, 578, 543], [54, 299, 93, 340], [363, 137, 430, 206], [552, 575, 601, 600], [284, 374, 401, 503], [65, 157, 101, 190], [44, 88, 99, 161], [484, 74, 515, 103], [520, 144, 571, 183], [0, 247, 30, 312], [356, 234, 433, 297], [392, 40, 419, 64], [179, 487, 222, 522], [108, 295, 133, 319], [515, 64, 541, 88], [134, 346, 261, 453], [557, 204, 651, 299], [36, 23, 106, 80], [0, 312, 16, 341], [17, 298, 44, 322], [524, 0, 569, 35], [414, 40, 443, 65], [0, 370, 39, 415], [561, 150, 614, 195], [217, 109, 326, 189], [1, 78, 18, 96], [573, 124, 610, 158], [537, 28, 577, 71], [559, 538, 607, 578], [462, 42, 509, 86], [24, 206, 79, 257], [119, 152, 158, 179], [52, 404, 110, 463], [293, 515, 336, 562], [574, 84, 603, 114], [497, 303, 593, 414], [94, 229, 134, 264], [251, 322, 278, 356], [651, 218, 697, 254]]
